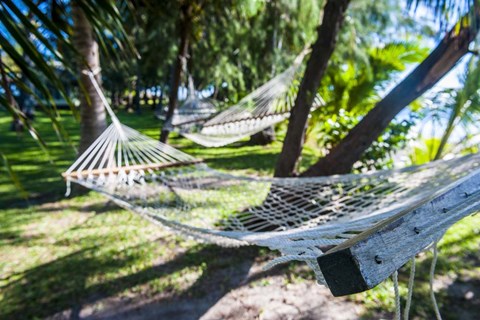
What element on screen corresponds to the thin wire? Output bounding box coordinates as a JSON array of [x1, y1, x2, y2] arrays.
[[429, 242, 442, 320], [393, 270, 401, 320], [403, 257, 416, 320]]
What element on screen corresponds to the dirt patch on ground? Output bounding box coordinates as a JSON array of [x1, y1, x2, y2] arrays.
[[69, 275, 363, 320], [45, 245, 367, 320]]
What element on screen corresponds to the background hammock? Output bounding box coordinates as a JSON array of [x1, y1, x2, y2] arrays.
[[166, 50, 324, 147], [162, 95, 217, 130]]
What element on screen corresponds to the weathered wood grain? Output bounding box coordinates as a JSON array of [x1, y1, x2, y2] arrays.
[[317, 172, 480, 296]]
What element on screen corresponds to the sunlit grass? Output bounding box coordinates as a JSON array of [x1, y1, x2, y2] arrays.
[[1, 107, 479, 319], [0, 107, 312, 204]]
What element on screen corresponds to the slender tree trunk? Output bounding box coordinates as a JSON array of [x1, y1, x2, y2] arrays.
[[127, 87, 134, 110], [72, 3, 107, 154], [151, 85, 158, 110], [113, 87, 120, 109], [302, 10, 480, 177], [143, 84, 149, 107], [160, 3, 192, 143], [110, 86, 116, 109], [133, 72, 141, 114], [249, 0, 278, 146], [157, 70, 170, 111], [158, 85, 164, 109], [434, 106, 463, 160], [434, 123, 455, 160], [274, 0, 351, 177]]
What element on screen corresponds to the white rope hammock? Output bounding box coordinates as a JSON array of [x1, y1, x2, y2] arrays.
[[162, 94, 217, 130], [64, 72, 480, 317], [170, 50, 324, 147]]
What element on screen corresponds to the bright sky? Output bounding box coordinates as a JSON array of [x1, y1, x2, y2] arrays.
[[392, 3, 480, 151]]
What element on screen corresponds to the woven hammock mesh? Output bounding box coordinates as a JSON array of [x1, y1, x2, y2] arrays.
[[64, 121, 480, 284], [164, 95, 217, 129], [172, 51, 325, 147]]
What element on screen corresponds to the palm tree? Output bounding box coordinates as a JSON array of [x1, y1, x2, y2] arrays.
[[302, 2, 480, 176], [434, 56, 480, 159], [0, 0, 134, 195], [0, 0, 134, 152], [160, 0, 194, 143], [72, 2, 107, 153], [274, 0, 351, 177], [275, 0, 480, 177]]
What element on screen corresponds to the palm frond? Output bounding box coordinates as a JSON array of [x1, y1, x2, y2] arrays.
[[406, 0, 476, 26], [0, 151, 28, 199]]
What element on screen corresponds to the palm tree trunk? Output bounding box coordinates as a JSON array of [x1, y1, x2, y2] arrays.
[[160, 2, 192, 143], [158, 85, 164, 109], [151, 85, 158, 110], [434, 106, 463, 160], [302, 9, 480, 177], [434, 123, 455, 160], [274, 0, 351, 177], [133, 66, 141, 114], [72, 3, 107, 154]]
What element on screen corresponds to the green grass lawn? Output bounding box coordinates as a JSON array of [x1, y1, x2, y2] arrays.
[[1, 108, 479, 319], [0, 107, 308, 204]]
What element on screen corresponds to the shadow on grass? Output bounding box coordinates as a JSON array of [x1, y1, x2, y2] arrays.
[[0, 239, 287, 320], [205, 152, 279, 173]]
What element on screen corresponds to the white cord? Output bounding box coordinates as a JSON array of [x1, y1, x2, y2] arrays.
[[393, 270, 401, 320], [403, 257, 416, 320], [429, 242, 442, 320]]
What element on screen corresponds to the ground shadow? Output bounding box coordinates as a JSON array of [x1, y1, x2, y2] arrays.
[[205, 152, 279, 172], [1, 239, 286, 319]]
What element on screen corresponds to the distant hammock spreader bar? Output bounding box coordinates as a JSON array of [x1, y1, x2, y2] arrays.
[[168, 50, 324, 147], [65, 72, 480, 302]]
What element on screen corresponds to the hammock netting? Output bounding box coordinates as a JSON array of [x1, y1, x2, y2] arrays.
[[65, 54, 480, 319], [170, 50, 325, 147], [64, 118, 480, 284], [163, 95, 217, 130]]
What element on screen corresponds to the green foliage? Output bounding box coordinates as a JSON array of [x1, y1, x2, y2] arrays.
[[307, 109, 415, 171], [301, 38, 427, 171], [321, 41, 428, 115], [406, 0, 475, 24], [0, 0, 135, 122], [0, 151, 27, 199], [291, 2, 431, 172], [0, 0, 136, 154], [408, 137, 443, 164], [414, 55, 480, 160], [189, 0, 323, 101]]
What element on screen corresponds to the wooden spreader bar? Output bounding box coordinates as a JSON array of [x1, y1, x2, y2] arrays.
[[171, 116, 214, 127], [317, 172, 480, 297], [62, 160, 203, 179]]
